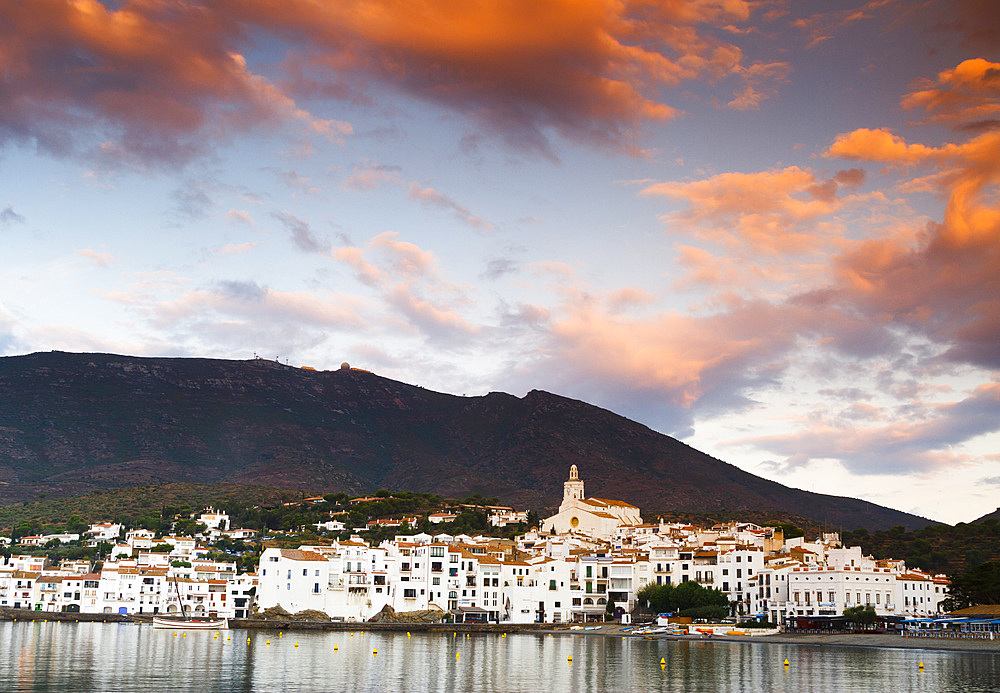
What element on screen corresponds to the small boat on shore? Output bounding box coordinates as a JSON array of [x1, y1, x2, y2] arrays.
[[152, 616, 228, 630], [152, 573, 228, 630]]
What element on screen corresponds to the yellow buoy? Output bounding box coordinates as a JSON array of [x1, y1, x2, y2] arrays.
[[465, 633, 469, 639], [784, 658, 789, 667], [334, 645, 338, 651], [567, 655, 572, 663], [660, 658, 666, 665], [407, 632, 411, 637], [456, 652, 460, 660], [373, 648, 377, 656], [247, 637, 251, 643], [182, 633, 186, 638], [919, 661, 924, 669], [279, 632, 283, 637], [294, 642, 299, 648], [266, 640, 270, 646], [173, 633, 177, 637]]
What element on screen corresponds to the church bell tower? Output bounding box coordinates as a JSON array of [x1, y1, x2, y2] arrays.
[[562, 464, 585, 510]]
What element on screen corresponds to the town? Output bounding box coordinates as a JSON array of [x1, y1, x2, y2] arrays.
[[0, 467, 950, 628]]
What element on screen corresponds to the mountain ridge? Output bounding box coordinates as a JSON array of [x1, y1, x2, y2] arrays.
[[0, 351, 936, 530]]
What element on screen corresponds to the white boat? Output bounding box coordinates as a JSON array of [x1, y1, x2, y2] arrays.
[[152, 572, 228, 629], [152, 616, 228, 630]]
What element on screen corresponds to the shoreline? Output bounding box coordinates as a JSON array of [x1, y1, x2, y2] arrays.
[[560, 623, 1000, 654], [2, 611, 997, 654]]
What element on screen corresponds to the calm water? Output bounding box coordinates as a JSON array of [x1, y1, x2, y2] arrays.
[[1, 622, 998, 692]]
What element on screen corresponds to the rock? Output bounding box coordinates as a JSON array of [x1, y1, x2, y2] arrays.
[[367, 604, 445, 623]]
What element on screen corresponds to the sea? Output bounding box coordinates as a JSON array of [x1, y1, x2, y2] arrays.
[[2, 621, 998, 692]]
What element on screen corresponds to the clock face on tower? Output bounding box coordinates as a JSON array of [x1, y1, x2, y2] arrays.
[[570, 516, 580, 528]]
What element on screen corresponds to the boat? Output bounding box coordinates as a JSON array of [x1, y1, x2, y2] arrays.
[[152, 616, 228, 630], [151, 572, 228, 630]]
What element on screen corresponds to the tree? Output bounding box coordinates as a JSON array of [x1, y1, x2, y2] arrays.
[[941, 561, 1000, 611], [844, 605, 877, 627], [636, 580, 729, 616], [65, 514, 89, 535], [766, 523, 804, 540]]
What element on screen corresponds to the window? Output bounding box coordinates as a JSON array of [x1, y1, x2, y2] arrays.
[[549, 580, 557, 591], [431, 547, 444, 557], [404, 589, 416, 599]]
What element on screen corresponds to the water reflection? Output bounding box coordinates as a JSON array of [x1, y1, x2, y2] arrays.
[[1, 622, 997, 692]]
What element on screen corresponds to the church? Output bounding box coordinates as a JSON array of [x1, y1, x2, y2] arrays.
[[540, 465, 643, 540]]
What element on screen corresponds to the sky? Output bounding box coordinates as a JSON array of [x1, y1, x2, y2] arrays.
[[1, 0, 998, 525]]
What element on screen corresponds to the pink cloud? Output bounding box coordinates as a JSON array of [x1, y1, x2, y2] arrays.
[[75, 248, 113, 266], [733, 383, 1000, 475], [335, 233, 479, 343]]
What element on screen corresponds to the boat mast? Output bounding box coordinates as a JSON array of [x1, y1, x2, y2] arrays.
[[173, 573, 187, 619]]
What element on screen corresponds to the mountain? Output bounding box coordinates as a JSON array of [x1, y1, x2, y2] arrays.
[[0, 351, 935, 530], [972, 508, 1000, 524]]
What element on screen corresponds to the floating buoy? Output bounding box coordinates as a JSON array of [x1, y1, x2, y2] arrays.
[[182, 633, 186, 638], [919, 661, 924, 669], [294, 642, 299, 648], [173, 633, 177, 638], [456, 652, 460, 660], [247, 638, 251, 644], [351, 633, 354, 637], [279, 632, 283, 637], [407, 632, 411, 637], [567, 655, 572, 663], [266, 640, 270, 646], [334, 645, 338, 651], [227, 636, 231, 641], [660, 658, 666, 665], [465, 633, 469, 638], [784, 658, 789, 667], [373, 648, 377, 656]]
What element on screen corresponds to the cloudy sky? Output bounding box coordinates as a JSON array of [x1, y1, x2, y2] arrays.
[[2, 0, 998, 524]]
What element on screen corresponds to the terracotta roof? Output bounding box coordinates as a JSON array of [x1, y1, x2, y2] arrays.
[[279, 549, 328, 562], [946, 605, 1000, 617], [589, 497, 638, 509]]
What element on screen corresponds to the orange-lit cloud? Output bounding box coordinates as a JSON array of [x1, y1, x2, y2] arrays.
[[642, 166, 847, 254], [0, 0, 349, 166], [1, 1, 788, 162], [901, 58, 1000, 131]]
